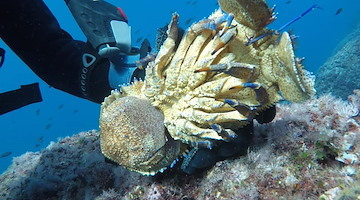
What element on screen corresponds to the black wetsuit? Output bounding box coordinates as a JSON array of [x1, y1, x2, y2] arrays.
[[0, 0, 112, 103]]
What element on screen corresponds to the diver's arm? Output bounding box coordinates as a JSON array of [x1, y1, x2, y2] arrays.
[[0, 0, 112, 103]]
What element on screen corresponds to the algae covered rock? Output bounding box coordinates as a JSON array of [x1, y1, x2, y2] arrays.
[[315, 22, 360, 99], [1, 92, 359, 199]]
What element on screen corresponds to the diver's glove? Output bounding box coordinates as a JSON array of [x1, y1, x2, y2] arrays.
[[107, 53, 144, 89], [181, 122, 254, 174], [181, 105, 277, 174], [107, 38, 151, 89]]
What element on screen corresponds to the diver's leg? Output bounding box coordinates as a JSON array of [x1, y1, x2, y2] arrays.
[[0, 83, 42, 115]]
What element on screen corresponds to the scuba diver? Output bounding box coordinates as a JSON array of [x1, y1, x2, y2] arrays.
[[0, 0, 149, 115], [0, 0, 276, 175]]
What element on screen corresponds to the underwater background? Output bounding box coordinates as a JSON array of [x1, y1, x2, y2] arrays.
[[0, 0, 359, 174]]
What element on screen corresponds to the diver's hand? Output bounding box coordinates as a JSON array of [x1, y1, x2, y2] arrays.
[[107, 40, 151, 89], [108, 54, 141, 89], [181, 122, 254, 174]]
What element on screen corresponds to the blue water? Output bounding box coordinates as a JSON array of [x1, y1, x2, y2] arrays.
[[0, 0, 359, 173]]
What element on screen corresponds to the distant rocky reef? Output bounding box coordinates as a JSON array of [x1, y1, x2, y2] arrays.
[[315, 22, 360, 99], [0, 91, 359, 200]]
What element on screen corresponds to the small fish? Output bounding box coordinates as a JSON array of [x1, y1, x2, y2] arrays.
[[0, 152, 12, 158], [35, 144, 40, 148], [285, 0, 291, 4], [335, 8, 343, 15], [58, 104, 64, 109], [136, 37, 143, 43], [134, 29, 140, 34], [73, 109, 78, 113], [37, 136, 44, 143], [35, 108, 40, 116], [45, 123, 51, 130], [184, 17, 193, 25]]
